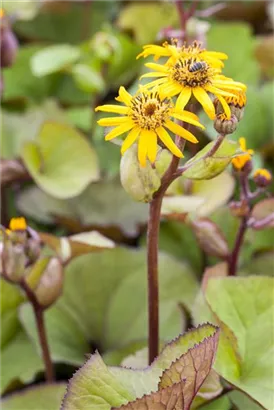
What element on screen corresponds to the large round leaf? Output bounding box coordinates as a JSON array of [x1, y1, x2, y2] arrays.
[[22, 122, 100, 199], [20, 248, 198, 366], [1, 383, 66, 410]]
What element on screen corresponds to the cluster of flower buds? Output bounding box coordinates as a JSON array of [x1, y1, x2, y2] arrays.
[[214, 89, 246, 135], [0, 217, 63, 309]]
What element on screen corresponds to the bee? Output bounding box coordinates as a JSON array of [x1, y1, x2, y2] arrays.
[[189, 61, 207, 73]]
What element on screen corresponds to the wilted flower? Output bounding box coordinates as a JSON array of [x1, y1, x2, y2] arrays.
[[95, 86, 204, 167], [253, 168, 272, 187], [232, 137, 254, 171], [139, 41, 246, 120]]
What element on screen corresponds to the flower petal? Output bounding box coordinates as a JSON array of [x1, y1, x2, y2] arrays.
[[193, 87, 215, 120], [239, 137, 247, 151], [95, 105, 128, 114], [138, 131, 148, 167], [115, 86, 132, 106], [98, 117, 130, 126], [145, 62, 169, 73], [157, 127, 184, 158], [140, 129, 158, 163], [121, 127, 140, 154], [175, 88, 192, 111], [205, 85, 236, 98], [171, 112, 205, 129], [140, 72, 168, 78], [165, 120, 199, 144], [105, 122, 134, 141], [216, 95, 231, 119]]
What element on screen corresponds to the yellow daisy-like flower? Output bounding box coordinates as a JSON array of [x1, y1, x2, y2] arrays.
[[9, 217, 27, 231], [232, 137, 254, 170], [95, 86, 204, 167], [140, 48, 246, 120], [138, 40, 228, 69]]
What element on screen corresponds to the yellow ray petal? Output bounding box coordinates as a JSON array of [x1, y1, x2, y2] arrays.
[[175, 88, 192, 111], [121, 127, 140, 154], [205, 85, 236, 98], [216, 95, 231, 119], [171, 113, 205, 129], [115, 86, 132, 106], [140, 72, 168, 79], [138, 131, 148, 167], [98, 117, 130, 126], [165, 120, 199, 144], [157, 127, 184, 158], [145, 62, 169, 73], [143, 129, 157, 163], [193, 87, 215, 120], [160, 82, 182, 97], [95, 105, 128, 114], [239, 137, 247, 151], [203, 51, 228, 60], [141, 78, 167, 89], [105, 122, 134, 141]]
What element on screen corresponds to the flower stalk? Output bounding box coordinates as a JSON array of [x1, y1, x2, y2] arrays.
[[21, 279, 55, 382]]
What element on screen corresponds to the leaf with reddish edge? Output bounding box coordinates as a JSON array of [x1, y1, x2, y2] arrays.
[[61, 324, 220, 410], [113, 382, 184, 409]]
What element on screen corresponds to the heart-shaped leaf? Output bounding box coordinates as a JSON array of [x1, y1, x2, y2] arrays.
[[62, 324, 219, 410], [1, 383, 66, 410], [22, 122, 100, 199]]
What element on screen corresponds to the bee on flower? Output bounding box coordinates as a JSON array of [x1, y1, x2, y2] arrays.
[[95, 86, 204, 167], [138, 40, 246, 120]]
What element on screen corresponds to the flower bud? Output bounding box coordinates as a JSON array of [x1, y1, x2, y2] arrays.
[[253, 168, 272, 188], [1, 241, 27, 282], [26, 238, 41, 264], [0, 15, 18, 68], [120, 144, 171, 203], [34, 258, 64, 308], [214, 114, 238, 135], [191, 218, 229, 259]]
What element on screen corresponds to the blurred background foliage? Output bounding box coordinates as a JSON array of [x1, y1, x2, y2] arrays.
[[1, 1, 273, 409]]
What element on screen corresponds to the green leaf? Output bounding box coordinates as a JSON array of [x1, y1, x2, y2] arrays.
[[1, 280, 24, 349], [162, 172, 235, 218], [229, 390, 265, 410], [14, 1, 116, 43], [20, 248, 198, 366], [22, 122, 100, 199], [39, 231, 115, 263], [31, 45, 81, 77], [71, 64, 105, 93], [17, 179, 149, 237], [117, 2, 178, 45], [183, 139, 239, 180], [198, 395, 231, 410], [1, 0, 41, 20], [104, 252, 198, 349], [2, 100, 69, 160], [207, 22, 260, 84], [241, 252, 274, 277], [206, 277, 274, 409], [62, 324, 219, 410], [2, 45, 53, 102], [1, 383, 66, 410], [1, 331, 43, 393]]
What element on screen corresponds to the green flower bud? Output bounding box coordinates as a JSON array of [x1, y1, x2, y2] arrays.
[[1, 241, 27, 282], [34, 258, 64, 308], [120, 144, 171, 203], [214, 114, 238, 135]]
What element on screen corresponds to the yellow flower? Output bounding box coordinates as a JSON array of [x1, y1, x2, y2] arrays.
[[95, 86, 204, 167], [232, 137, 254, 170], [140, 44, 246, 120], [253, 168, 272, 181], [138, 40, 228, 69], [9, 217, 27, 231]]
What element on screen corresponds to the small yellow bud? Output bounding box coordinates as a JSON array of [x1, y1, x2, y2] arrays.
[[253, 168, 272, 187], [9, 217, 27, 232]]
